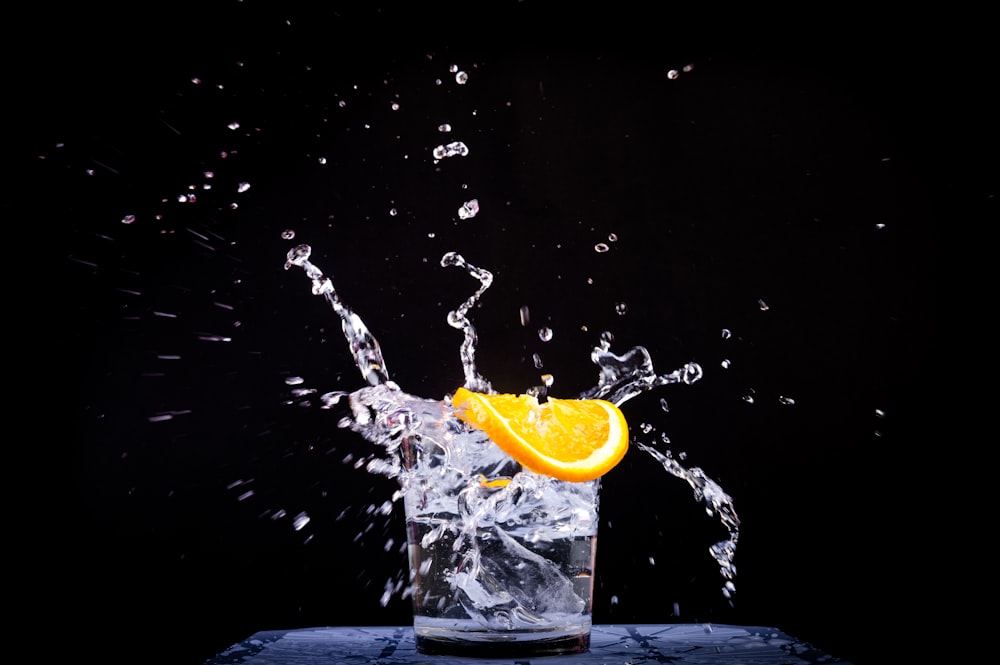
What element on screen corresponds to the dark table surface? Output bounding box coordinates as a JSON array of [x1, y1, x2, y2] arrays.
[[203, 623, 853, 664]]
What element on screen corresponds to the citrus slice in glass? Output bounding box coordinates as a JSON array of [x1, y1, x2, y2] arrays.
[[452, 386, 629, 482]]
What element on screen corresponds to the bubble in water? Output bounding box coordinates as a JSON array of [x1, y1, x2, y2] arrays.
[[438, 123, 452, 132], [611, 595, 619, 605], [683, 64, 694, 73], [742, 394, 755, 405], [390, 208, 398, 217], [281, 229, 295, 240], [227, 121, 240, 130], [608, 232, 618, 242], [721, 359, 731, 369], [532, 353, 543, 369], [237, 181, 251, 193], [594, 243, 610, 253], [457, 199, 479, 219], [122, 214, 136, 225], [541, 373, 554, 387], [519, 305, 530, 327], [659, 398, 669, 412], [758, 299, 770, 311], [875, 408, 886, 418], [614, 302, 628, 316], [721, 328, 732, 339], [538, 327, 553, 342], [455, 71, 468, 85], [640, 423, 654, 434], [667, 69, 680, 79], [285, 376, 305, 386], [391, 102, 400, 111], [778, 395, 796, 405]]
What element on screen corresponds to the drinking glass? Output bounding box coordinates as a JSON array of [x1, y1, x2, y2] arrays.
[[399, 418, 600, 657]]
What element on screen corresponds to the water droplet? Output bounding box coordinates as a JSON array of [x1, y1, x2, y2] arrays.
[[778, 395, 795, 406], [538, 327, 553, 342], [541, 373, 554, 387], [457, 199, 479, 219], [680, 362, 703, 385], [519, 305, 530, 327], [594, 242, 610, 253], [648, 556, 656, 565], [614, 302, 628, 316], [683, 64, 694, 73], [122, 214, 136, 225], [227, 121, 240, 130], [237, 182, 251, 193], [281, 229, 295, 240], [438, 123, 452, 132], [667, 69, 680, 79], [432, 141, 469, 160], [611, 595, 619, 605], [285, 376, 305, 386], [285, 244, 312, 269], [449, 64, 458, 73], [318, 157, 327, 164], [875, 408, 886, 418]]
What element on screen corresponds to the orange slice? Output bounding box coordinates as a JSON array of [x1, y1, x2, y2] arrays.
[[452, 387, 629, 482]]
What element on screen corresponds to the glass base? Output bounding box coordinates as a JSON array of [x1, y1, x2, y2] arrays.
[[414, 628, 590, 657]]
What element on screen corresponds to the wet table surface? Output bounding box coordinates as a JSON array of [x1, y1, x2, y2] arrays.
[[203, 623, 853, 664]]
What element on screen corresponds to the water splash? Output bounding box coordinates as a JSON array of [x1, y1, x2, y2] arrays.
[[284, 244, 390, 387], [285, 245, 740, 603]]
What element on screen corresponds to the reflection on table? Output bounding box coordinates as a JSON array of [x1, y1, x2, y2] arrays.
[[204, 623, 853, 664]]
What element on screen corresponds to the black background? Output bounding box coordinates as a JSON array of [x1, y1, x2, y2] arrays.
[[14, 2, 952, 664]]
